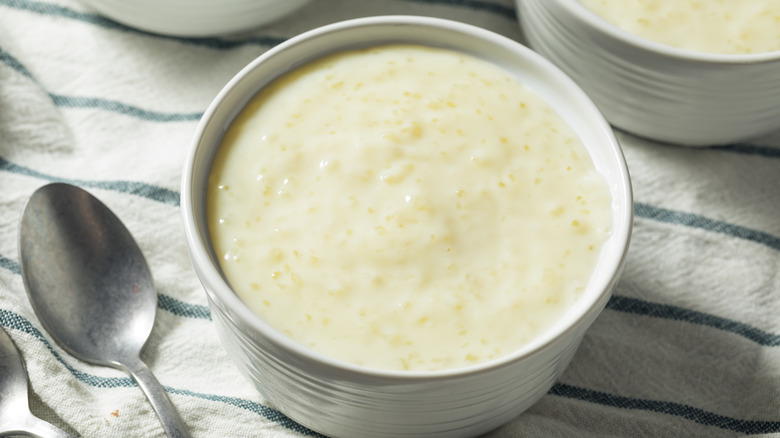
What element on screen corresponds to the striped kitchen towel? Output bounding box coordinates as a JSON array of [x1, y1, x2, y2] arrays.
[[1, 0, 779, 436]]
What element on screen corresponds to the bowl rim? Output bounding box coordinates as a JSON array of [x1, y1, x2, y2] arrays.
[[556, 0, 780, 64], [181, 14, 634, 381]]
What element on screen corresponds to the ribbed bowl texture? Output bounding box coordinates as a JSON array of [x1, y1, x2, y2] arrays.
[[517, 0, 780, 146]]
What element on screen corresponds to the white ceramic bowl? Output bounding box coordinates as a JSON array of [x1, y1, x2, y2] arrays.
[[181, 16, 633, 438], [78, 0, 310, 37], [516, 0, 780, 146]]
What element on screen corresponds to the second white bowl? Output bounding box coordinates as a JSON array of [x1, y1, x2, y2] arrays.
[[517, 0, 780, 146]]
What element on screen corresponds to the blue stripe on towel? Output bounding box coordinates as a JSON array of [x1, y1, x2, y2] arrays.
[[0, 254, 20, 275], [0, 0, 285, 49], [550, 383, 780, 434], [49, 93, 203, 122], [0, 157, 180, 206], [634, 202, 780, 252], [157, 294, 211, 320], [165, 387, 324, 437], [0, 47, 34, 78], [606, 296, 780, 346], [0, 49, 204, 122]]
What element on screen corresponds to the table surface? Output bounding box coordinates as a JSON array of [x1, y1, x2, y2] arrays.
[[1, 0, 779, 437]]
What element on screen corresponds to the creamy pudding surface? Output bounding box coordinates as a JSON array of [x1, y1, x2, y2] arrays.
[[578, 0, 780, 54], [207, 44, 612, 371]]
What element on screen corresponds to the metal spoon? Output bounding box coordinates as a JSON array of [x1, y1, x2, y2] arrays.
[[0, 326, 75, 438], [18, 183, 190, 438]]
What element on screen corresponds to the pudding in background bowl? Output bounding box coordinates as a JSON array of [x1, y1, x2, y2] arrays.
[[578, 0, 780, 55], [517, 0, 780, 146], [182, 16, 632, 438]]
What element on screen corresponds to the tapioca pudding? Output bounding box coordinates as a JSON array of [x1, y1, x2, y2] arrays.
[[578, 0, 780, 54], [206, 44, 613, 371]]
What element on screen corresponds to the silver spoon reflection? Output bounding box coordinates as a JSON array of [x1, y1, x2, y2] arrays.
[[18, 183, 190, 438]]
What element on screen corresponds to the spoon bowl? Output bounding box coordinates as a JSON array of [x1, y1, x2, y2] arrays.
[[19, 183, 154, 367], [18, 183, 189, 438]]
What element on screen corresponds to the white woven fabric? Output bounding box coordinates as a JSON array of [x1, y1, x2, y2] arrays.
[[1, 0, 779, 437]]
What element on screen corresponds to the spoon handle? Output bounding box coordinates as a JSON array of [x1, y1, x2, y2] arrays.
[[4, 411, 77, 438], [122, 358, 191, 438]]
